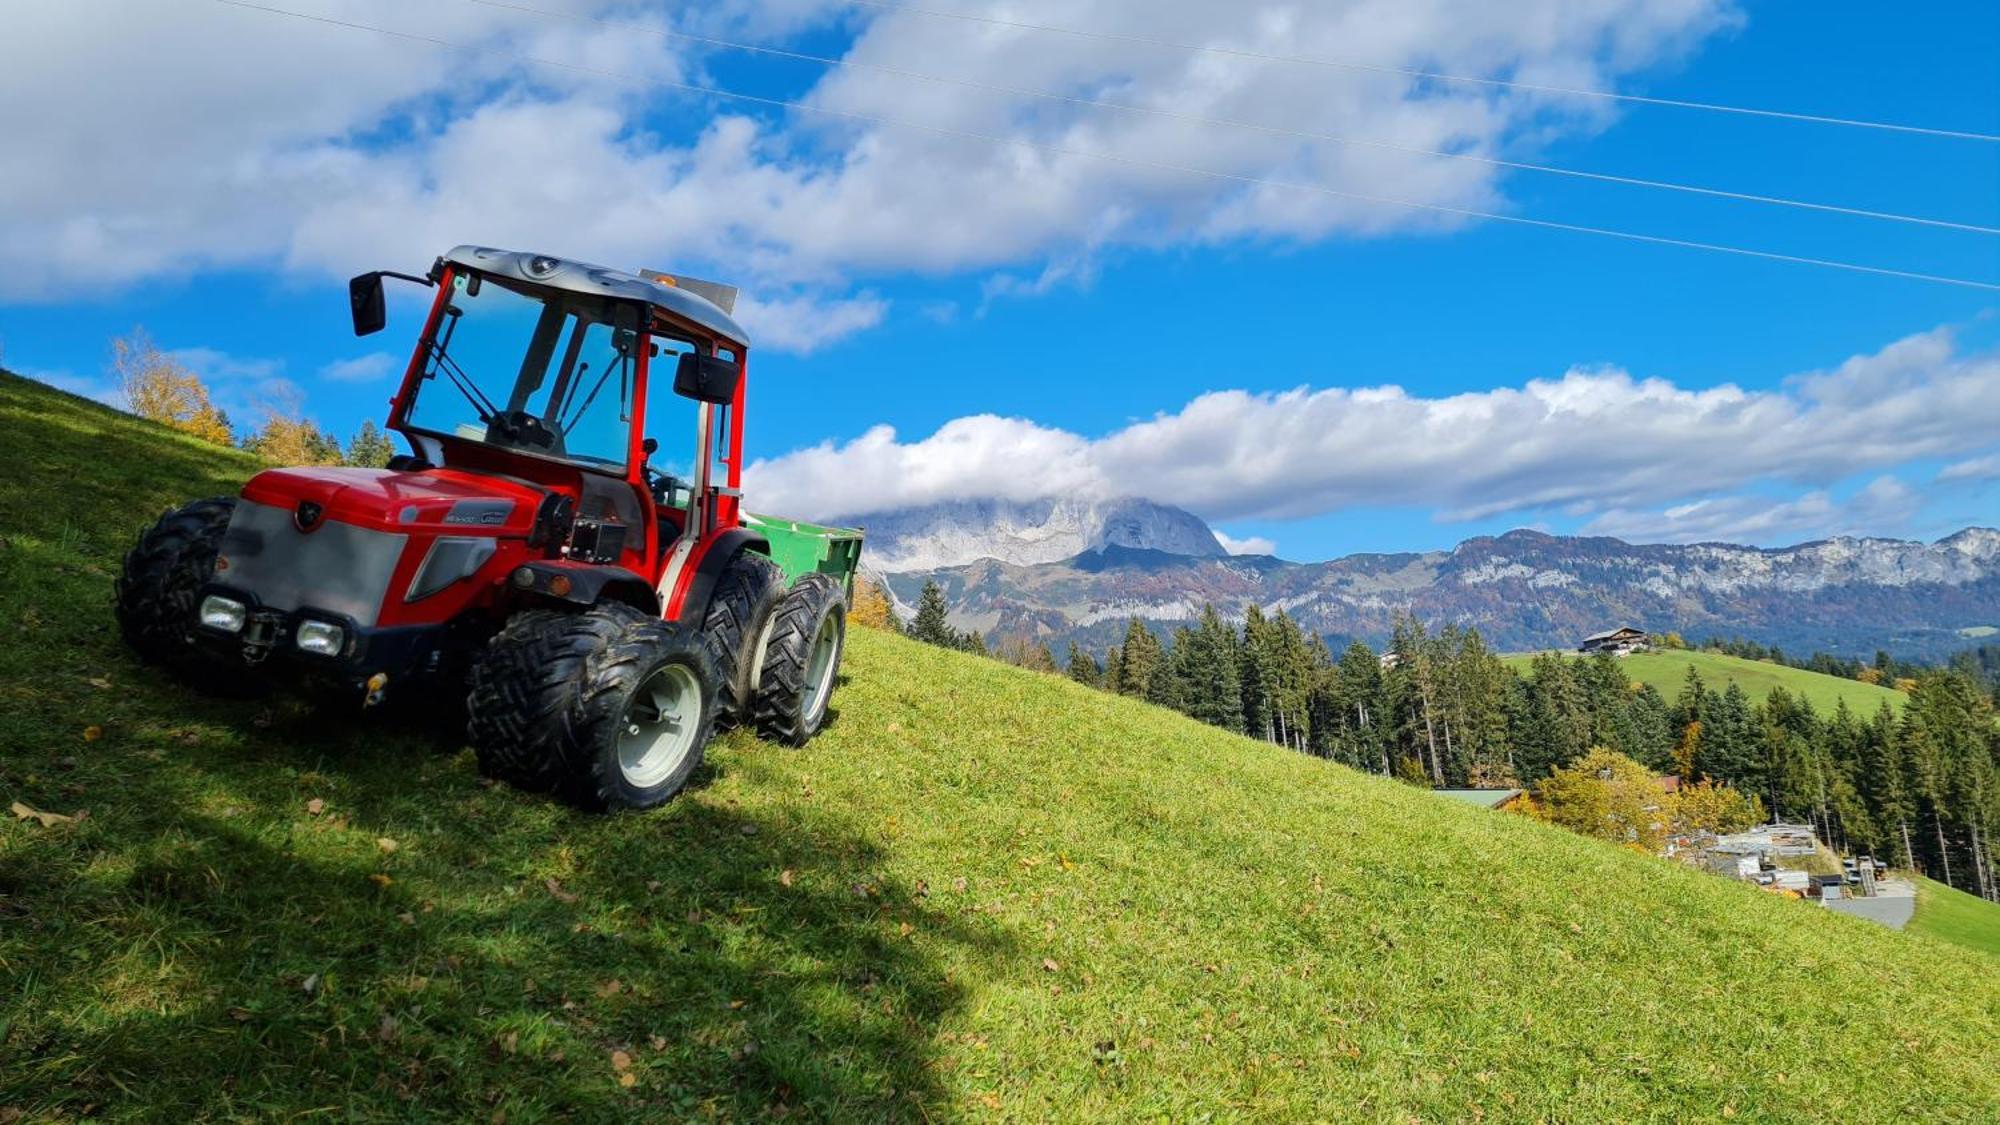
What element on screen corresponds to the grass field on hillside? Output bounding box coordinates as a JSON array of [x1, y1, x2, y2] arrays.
[[6, 371, 2000, 1121], [1504, 648, 1907, 715], [1911, 877, 2000, 959]]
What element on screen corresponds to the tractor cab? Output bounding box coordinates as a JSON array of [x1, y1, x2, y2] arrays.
[[365, 245, 753, 595]]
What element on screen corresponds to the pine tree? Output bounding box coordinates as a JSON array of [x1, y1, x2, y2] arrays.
[[1101, 645, 1124, 695], [1117, 619, 1163, 699], [1065, 642, 1100, 687], [345, 419, 397, 467], [909, 580, 957, 648]]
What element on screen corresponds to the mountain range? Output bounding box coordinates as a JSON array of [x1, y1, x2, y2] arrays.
[[854, 497, 2000, 659]]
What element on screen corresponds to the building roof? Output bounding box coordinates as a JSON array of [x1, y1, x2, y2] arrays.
[[1436, 788, 1524, 809], [442, 245, 749, 346], [1581, 626, 1647, 644]]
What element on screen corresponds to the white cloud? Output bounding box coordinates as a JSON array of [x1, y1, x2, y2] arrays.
[[746, 327, 2000, 544], [1580, 476, 1921, 543], [1214, 530, 1278, 556], [319, 353, 399, 383], [1939, 452, 2000, 483], [2, 0, 1737, 353]]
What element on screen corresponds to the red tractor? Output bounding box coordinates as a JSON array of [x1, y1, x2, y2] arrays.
[[114, 246, 863, 810]]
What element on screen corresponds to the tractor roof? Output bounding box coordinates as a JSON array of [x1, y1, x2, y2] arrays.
[[441, 245, 749, 347]]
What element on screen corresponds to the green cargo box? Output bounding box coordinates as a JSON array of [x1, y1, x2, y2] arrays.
[[744, 511, 865, 597]]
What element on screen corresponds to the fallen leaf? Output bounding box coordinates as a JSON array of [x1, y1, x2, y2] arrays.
[[1058, 854, 1075, 872], [952, 877, 968, 893], [899, 922, 914, 937], [305, 798, 325, 816], [397, 912, 416, 926], [729, 999, 746, 1010], [499, 1031, 519, 1054], [617, 1072, 637, 1089], [376, 837, 399, 854], [10, 801, 74, 828], [779, 869, 795, 887], [649, 1035, 667, 1050], [596, 980, 623, 998], [378, 1013, 399, 1040], [228, 1007, 254, 1022], [610, 1049, 634, 1071], [978, 1093, 1001, 1110], [1041, 958, 1060, 973], [302, 973, 321, 997], [369, 873, 393, 888], [739, 824, 758, 836], [82, 725, 103, 742], [86, 677, 112, 689], [645, 879, 661, 892], [545, 878, 579, 904]]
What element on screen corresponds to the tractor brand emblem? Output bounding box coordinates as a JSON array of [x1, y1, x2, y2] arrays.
[[294, 500, 325, 532]]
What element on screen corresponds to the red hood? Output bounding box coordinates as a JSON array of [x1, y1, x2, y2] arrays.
[[240, 467, 543, 535]]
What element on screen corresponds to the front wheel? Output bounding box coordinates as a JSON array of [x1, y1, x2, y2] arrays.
[[467, 603, 720, 811], [753, 574, 847, 747], [114, 496, 258, 693]]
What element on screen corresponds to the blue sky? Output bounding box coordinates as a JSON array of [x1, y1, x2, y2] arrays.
[[3, 0, 1996, 561]]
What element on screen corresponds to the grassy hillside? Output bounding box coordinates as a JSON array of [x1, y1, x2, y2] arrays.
[[1911, 877, 2000, 959], [4, 369, 2000, 1121], [1505, 648, 1907, 715]]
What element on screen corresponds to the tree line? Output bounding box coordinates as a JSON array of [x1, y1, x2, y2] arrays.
[[888, 579, 2000, 902], [112, 329, 396, 467]]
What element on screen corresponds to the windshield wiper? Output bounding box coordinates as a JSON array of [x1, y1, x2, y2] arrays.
[[559, 355, 630, 436], [426, 338, 503, 424]]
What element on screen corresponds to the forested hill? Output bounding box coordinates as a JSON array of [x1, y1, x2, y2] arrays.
[[6, 371, 2000, 1119]]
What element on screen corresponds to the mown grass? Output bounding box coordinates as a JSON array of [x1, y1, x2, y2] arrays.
[[4, 369, 2000, 1121], [1505, 648, 1907, 715], [1911, 877, 2000, 959]]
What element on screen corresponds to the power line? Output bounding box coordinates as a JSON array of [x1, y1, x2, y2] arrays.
[[465, 0, 1996, 235], [841, 0, 2000, 144], [208, 0, 2000, 292]]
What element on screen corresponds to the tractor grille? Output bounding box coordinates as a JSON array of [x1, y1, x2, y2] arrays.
[[215, 501, 408, 626]]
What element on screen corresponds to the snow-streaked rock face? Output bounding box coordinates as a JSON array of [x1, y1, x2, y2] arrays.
[[853, 496, 1227, 572], [880, 525, 2000, 661]]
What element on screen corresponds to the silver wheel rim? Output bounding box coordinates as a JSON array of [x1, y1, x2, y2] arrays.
[[803, 611, 840, 724], [618, 663, 702, 788]]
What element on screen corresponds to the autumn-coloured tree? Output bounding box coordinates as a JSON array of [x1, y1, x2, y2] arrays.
[[1672, 719, 1703, 783], [244, 406, 343, 466], [848, 577, 899, 632], [112, 328, 233, 445], [1532, 748, 1671, 852], [1669, 778, 1763, 836]]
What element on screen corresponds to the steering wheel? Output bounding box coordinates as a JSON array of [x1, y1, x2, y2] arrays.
[[491, 410, 556, 450], [646, 464, 690, 507]]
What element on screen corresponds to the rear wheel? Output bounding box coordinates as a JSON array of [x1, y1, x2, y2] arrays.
[[114, 496, 254, 692], [699, 551, 784, 728], [754, 573, 847, 747], [467, 602, 719, 810]]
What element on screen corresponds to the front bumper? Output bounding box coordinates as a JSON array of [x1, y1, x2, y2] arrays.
[[195, 583, 454, 696]]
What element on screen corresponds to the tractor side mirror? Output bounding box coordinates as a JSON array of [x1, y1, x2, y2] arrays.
[[348, 272, 387, 337], [673, 352, 741, 405]]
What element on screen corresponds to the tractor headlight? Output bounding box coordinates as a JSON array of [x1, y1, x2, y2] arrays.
[[295, 620, 347, 656], [199, 595, 247, 634]]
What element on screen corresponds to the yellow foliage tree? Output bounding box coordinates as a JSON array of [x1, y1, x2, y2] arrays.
[[1672, 719, 1703, 782], [244, 410, 344, 466], [112, 329, 233, 445], [848, 578, 899, 632], [1855, 666, 1884, 685], [1668, 778, 1762, 837], [1532, 747, 1669, 852]]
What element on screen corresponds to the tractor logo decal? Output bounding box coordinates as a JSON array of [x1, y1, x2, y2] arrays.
[[294, 500, 325, 532]]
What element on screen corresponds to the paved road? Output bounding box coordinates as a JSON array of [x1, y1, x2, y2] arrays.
[[1824, 878, 1916, 930]]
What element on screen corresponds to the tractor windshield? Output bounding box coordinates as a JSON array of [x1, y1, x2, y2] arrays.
[[403, 271, 643, 472]]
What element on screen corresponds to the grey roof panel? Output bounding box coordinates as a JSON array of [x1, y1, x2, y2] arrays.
[[441, 245, 748, 346]]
